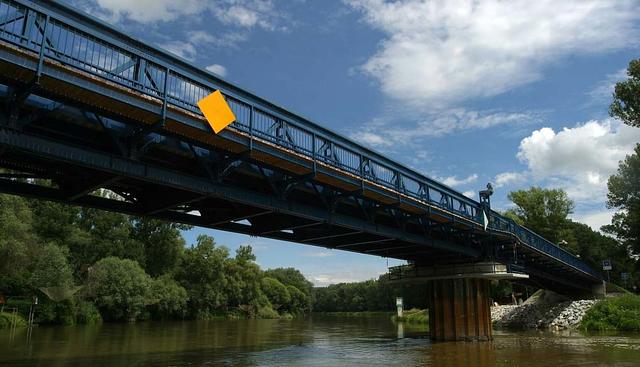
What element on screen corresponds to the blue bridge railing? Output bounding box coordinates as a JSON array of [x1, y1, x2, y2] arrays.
[[0, 0, 601, 280]]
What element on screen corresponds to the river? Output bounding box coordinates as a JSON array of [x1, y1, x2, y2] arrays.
[[1, 315, 639, 366]]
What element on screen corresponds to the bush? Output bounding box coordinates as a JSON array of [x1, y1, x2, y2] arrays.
[[86, 257, 153, 321], [581, 295, 640, 332], [261, 277, 290, 311], [0, 311, 27, 328], [35, 298, 75, 325], [285, 285, 307, 314], [75, 300, 102, 324], [149, 275, 188, 319], [256, 305, 279, 319]]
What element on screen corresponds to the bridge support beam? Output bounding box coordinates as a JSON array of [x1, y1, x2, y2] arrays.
[[428, 278, 492, 342]]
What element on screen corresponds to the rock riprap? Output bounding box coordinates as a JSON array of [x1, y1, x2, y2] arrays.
[[491, 300, 597, 330]]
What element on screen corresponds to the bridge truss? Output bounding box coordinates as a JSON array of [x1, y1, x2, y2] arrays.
[[0, 0, 601, 293]]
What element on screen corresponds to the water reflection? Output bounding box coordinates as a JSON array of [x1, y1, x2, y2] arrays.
[[428, 342, 496, 367], [0, 316, 639, 366]]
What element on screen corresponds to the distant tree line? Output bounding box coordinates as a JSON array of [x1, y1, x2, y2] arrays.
[[0, 193, 312, 324], [313, 277, 427, 312]]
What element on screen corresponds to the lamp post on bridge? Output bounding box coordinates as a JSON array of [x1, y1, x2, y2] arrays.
[[479, 183, 493, 231], [479, 183, 494, 211]]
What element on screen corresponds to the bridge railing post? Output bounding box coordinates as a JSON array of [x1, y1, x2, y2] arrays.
[[35, 14, 48, 81], [249, 105, 254, 151], [160, 67, 169, 124], [311, 132, 317, 174], [358, 153, 365, 190]]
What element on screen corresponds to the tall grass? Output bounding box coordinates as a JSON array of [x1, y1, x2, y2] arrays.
[[581, 295, 640, 332], [0, 312, 27, 328]]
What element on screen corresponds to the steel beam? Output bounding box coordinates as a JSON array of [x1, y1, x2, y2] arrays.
[[300, 230, 363, 243], [334, 238, 395, 249], [0, 128, 481, 257]]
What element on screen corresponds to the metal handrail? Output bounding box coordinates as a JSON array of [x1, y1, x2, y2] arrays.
[[0, 0, 601, 280]]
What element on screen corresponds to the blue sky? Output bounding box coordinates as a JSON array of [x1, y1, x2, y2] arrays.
[[68, 0, 640, 285]]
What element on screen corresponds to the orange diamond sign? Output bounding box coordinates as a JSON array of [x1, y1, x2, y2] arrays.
[[197, 90, 236, 134]]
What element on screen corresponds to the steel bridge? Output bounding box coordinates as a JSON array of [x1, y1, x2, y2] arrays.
[[0, 0, 601, 298]]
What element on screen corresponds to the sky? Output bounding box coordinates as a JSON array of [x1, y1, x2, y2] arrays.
[[66, 0, 640, 286]]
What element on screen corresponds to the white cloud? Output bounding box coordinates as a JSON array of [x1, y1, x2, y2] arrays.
[[351, 109, 537, 146], [516, 119, 640, 203], [160, 32, 248, 64], [572, 209, 616, 232], [77, 0, 286, 61], [82, 0, 284, 28], [158, 41, 197, 61], [88, 0, 200, 23], [463, 190, 475, 199], [440, 174, 478, 188], [354, 131, 392, 147], [494, 172, 526, 188], [213, 1, 283, 30], [304, 250, 334, 258], [206, 64, 228, 77], [188, 31, 248, 48], [346, 0, 640, 108]]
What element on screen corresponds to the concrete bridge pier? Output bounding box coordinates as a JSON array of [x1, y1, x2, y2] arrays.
[[390, 262, 530, 342], [428, 278, 492, 342]]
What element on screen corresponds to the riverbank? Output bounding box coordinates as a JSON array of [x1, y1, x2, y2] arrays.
[[316, 309, 429, 324], [313, 311, 392, 318], [493, 292, 640, 332]]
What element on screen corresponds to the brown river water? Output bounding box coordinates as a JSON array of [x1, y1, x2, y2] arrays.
[[1, 315, 639, 366]]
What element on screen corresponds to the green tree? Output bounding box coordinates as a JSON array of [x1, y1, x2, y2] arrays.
[[30, 243, 74, 290], [604, 144, 640, 255], [285, 285, 307, 314], [610, 59, 640, 127], [567, 220, 634, 285], [76, 208, 145, 268], [312, 276, 425, 313], [264, 267, 313, 311], [132, 219, 189, 277], [261, 277, 290, 311], [235, 244, 256, 263], [86, 257, 153, 321], [175, 235, 229, 317], [224, 245, 265, 315], [0, 195, 37, 280], [28, 200, 85, 248], [506, 187, 574, 244], [150, 275, 188, 319]]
